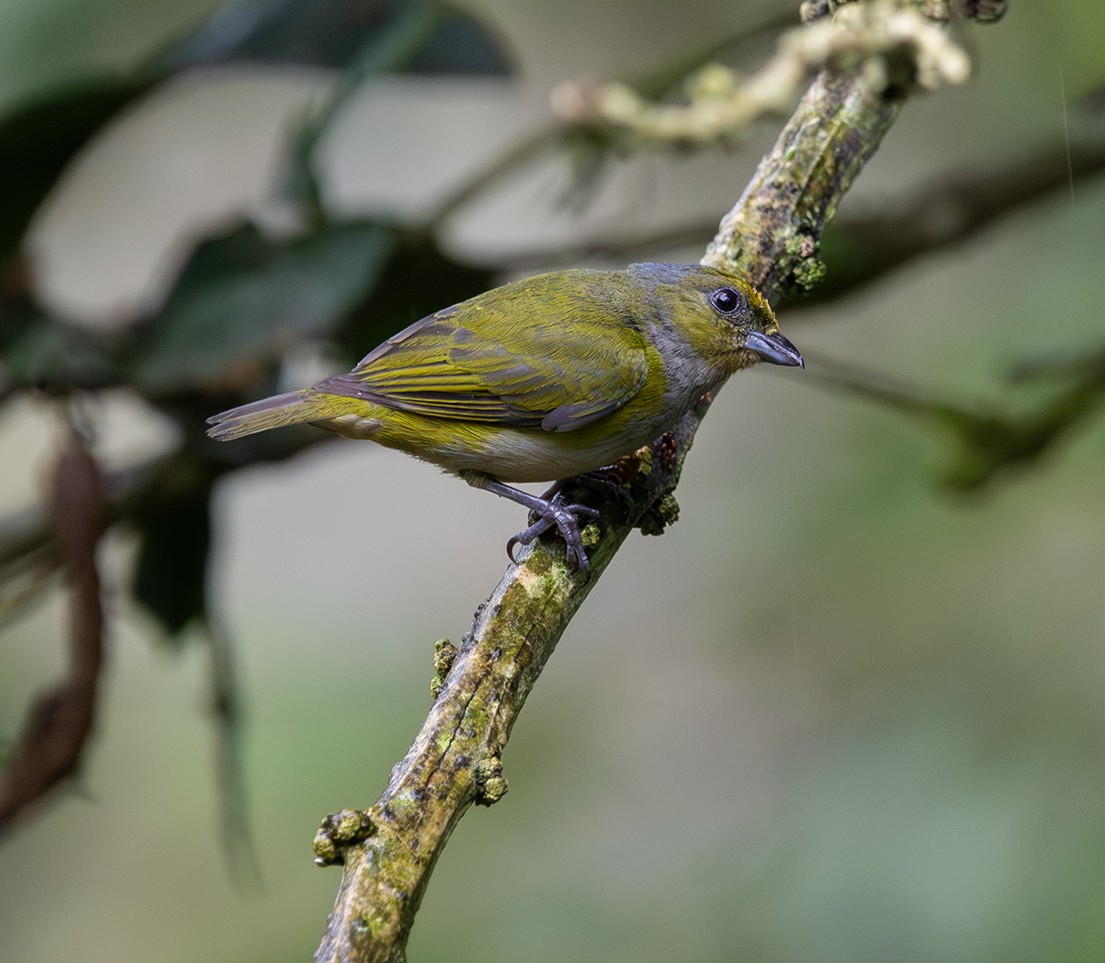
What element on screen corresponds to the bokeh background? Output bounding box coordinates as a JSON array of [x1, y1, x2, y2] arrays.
[[3, 1, 1105, 960]]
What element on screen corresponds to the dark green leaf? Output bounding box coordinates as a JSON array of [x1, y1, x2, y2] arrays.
[[401, 6, 513, 77], [0, 1, 513, 266], [1, 320, 120, 394], [278, 0, 513, 209], [133, 220, 397, 392], [155, 0, 512, 74], [335, 235, 495, 360], [0, 267, 119, 394], [134, 485, 212, 639]]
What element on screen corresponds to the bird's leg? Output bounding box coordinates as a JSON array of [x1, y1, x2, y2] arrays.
[[461, 472, 600, 573]]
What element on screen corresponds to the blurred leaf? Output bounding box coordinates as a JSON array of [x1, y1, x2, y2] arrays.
[[156, 0, 512, 74], [133, 220, 396, 392], [403, 5, 513, 77], [0, 251, 119, 394], [0, 76, 155, 264], [278, 0, 440, 211], [336, 234, 495, 359], [278, 0, 513, 210], [2, 315, 120, 394], [0, 0, 513, 270], [134, 485, 213, 639]]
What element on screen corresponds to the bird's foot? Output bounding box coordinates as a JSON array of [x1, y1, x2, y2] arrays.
[[459, 472, 602, 574], [541, 469, 632, 514], [506, 494, 600, 573]]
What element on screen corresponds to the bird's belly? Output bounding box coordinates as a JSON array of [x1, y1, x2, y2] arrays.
[[321, 405, 670, 483], [449, 427, 651, 482]]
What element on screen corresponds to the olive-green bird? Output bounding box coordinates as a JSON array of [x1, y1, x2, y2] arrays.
[[207, 262, 802, 571]]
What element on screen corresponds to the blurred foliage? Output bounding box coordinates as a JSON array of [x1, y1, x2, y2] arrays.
[[0, 0, 510, 264], [132, 468, 216, 638], [132, 220, 398, 392], [2, 0, 1105, 960], [0, 0, 515, 849], [803, 345, 1105, 491], [0, 0, 511, 643]]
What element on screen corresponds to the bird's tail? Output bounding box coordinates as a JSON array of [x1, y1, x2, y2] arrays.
[[206, 390, 325, 441]]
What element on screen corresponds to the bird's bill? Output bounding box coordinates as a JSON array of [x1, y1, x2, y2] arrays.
[[742, 330, 804, 368]]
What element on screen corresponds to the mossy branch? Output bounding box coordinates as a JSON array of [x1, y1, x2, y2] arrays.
[[311, 5, 1003, 961], [552, 0, 973, 149]]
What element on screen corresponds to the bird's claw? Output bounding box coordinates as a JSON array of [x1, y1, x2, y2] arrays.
[[506, 495, 600, 573]]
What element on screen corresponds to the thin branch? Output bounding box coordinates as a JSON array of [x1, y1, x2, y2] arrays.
[[207, 618, 262, 888], [799, 348, 1105, 490]]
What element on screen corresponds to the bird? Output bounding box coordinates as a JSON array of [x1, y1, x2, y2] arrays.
[[206, 262, 803, 572]]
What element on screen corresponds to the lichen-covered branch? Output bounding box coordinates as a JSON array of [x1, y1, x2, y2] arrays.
[[703, 66, 900, 291], [552, 0, 972, 149], [311, 5, 1005, 961]]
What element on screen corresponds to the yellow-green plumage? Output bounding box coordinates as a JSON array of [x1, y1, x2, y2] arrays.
[[207, 262, 802, 569]]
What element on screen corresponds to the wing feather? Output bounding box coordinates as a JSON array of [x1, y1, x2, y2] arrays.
[[316, 272, 651, 432]]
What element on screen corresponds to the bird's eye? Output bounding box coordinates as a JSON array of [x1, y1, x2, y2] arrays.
[[709, 286, 744, 315]]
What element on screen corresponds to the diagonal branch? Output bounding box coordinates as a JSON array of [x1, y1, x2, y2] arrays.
[[311, 6, 993, 961]]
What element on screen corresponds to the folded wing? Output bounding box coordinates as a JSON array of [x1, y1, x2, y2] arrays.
[[317, 277, 651, 433]]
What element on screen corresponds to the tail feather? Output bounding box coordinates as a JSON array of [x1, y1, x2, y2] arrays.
[[206, 390, 322, 441]]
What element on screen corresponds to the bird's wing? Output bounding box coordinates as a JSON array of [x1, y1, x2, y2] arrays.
[[315, 292, 652, 433]]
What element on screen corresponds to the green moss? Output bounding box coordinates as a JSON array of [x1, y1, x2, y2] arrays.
[[792, 254, 827, 291], [313, 830, 340, 866], [638, 493, 680, 536], [313, 808, 375, 865], [474, 756, 509, 806], [430, 638, 458, 700]]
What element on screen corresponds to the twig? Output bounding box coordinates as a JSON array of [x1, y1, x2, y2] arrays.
[[798, 349, 1105, 490], [207, 618, 263, 888]]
